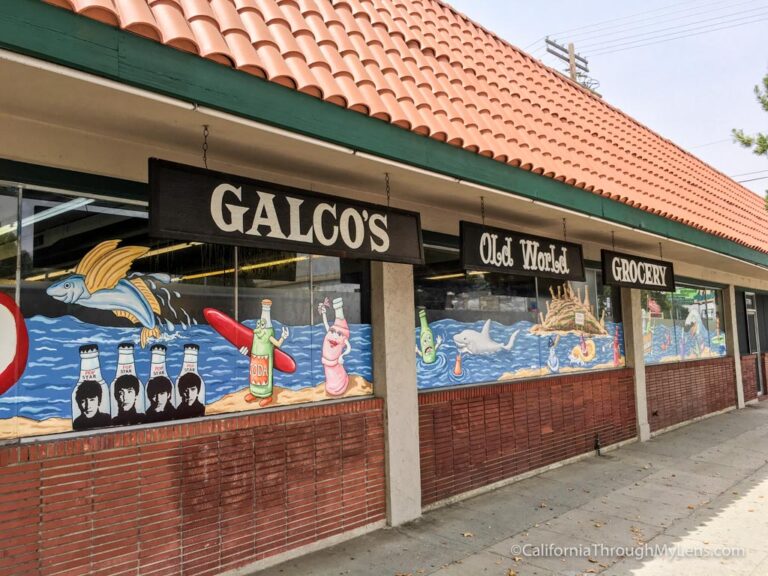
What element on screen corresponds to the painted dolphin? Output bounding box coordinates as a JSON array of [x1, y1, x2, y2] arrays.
[[452, 320, 519, 355], [46, 240, 164, 347]]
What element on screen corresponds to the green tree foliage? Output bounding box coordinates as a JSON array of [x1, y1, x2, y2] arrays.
[[732, 72, 768, 209], [733, 72, 768, 157]]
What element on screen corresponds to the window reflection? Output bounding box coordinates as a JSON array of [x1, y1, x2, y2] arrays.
[[642, 285, 727, 364], [414, 245, 625, 389]]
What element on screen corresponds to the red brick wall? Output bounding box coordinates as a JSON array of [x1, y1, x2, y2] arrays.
[[763, 354, 768, 394], [0, 399, 384, 576], [742, 355, 758, 402], [646, 358, 737, 432], [419, 369, 636, 507]]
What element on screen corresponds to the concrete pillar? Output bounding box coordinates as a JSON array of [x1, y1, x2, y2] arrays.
[[723, 285, 745, 409], [371, 261, 421, 526], [622, 287, 651, 441]]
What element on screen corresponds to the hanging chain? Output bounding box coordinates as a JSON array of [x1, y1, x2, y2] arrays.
[[611, 231, 615, 250], [385, 172, 390, 209], [480, 196, 486, 225], [202, 125, 209, 169], [562, 218, 567, 242]]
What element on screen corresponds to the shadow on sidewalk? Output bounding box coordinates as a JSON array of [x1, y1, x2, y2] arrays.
[[248, 403, 768, 576]]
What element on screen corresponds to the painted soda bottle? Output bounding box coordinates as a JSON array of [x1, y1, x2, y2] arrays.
[[175, 343, 205, 419], [321, 297, 350, 396], [71, 344, 111, 430], [110, 342, 144, 425], [146, 344, 175, 423], [149, 344, 171, 380], [249, 299, 275, 399], [418, 307, 437, 364]]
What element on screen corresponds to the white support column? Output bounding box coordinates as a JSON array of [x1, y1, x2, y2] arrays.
[[371, 261, 421, 526], [622, 287, 651, 441], [724, 285, 745, 409]]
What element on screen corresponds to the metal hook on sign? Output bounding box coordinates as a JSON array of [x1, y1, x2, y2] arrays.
[[202, 125, 209, 169]]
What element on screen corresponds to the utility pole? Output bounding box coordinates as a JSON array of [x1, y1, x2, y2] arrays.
[[545, 37, 589, 82], [568, 42, 577, 83]]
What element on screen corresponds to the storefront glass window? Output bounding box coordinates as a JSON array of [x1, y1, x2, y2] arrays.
[[414, 245, 625, 389], [0, 187, 18, 298], [0, 186, 372, 440], [641, 285, 727, 364]]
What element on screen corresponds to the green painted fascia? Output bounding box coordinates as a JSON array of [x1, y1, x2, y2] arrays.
[[1, 0, 767, 269], [0, 158, 145, 201]]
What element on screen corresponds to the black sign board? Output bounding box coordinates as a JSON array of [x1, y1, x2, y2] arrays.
[[149, 159, 424, 265], [601, 250, 675, 291], [460, 221, 585, 281]]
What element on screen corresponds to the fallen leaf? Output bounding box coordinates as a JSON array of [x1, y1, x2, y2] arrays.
[[594, 522, 603, 528], [507, 570, 517, 576], [461, 532, 474, 538], [687, 505, 695, 510], [587, 557, 598, 563], [513, 556, 522, 563]]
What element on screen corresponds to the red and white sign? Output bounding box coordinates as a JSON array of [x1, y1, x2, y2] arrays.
[[0, 292, 28, 395]]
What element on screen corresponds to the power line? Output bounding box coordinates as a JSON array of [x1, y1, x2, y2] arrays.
[[547, 0, 714, 37], [731, 169, 768, 177], [580, 5, 768, 51], [591, 14, 768, 56], [567, 0, 762, 44], [521, 0, 720, 51], [689, 138, 733, 149], [524, 0, 760, 57], [736, 176, 768, 183]]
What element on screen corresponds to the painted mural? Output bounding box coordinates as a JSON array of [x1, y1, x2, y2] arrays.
[[0, 241, 373, 440], [416, 283, 626, 389], [641, 287, 726, 364]]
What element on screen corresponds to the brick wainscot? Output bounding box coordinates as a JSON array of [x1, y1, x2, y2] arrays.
[[0, 399, 384, 576], [418, 369, 636, 507], [742, 355, 759, 403], [646, 358, 737, 432]]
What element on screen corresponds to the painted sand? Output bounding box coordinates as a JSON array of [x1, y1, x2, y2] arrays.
[[0, 376, 374, 439]]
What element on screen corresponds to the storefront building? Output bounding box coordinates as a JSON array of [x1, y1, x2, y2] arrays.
[[1, 1, 768, 574]]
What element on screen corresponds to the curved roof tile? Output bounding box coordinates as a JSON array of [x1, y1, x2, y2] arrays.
[[42, 0, 768, 254]]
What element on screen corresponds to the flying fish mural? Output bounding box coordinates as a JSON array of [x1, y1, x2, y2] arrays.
[[46, 240, 166, 347]]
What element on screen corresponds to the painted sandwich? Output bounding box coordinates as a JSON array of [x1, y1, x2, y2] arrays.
[[46, 240, 165, 347]]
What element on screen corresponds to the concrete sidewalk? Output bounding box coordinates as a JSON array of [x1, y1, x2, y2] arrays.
[[252, 403, 768, 576]]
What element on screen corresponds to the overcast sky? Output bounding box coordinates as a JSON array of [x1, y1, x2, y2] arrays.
[[447, 0, 768, 197]]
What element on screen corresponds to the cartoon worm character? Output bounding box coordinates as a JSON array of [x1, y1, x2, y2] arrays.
[[318, 297, 352, 396]]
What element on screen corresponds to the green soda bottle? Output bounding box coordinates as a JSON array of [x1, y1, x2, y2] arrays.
[[418, 307, 437, 364], [249, 299, 275, 398]]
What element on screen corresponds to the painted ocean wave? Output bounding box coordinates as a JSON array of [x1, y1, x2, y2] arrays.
[[416, 318, 625, 390]]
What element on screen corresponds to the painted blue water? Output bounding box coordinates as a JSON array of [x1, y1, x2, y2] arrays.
[[2, 315, 372, 420], [416, 319, 625, 389], [644, 323, 726, 364]]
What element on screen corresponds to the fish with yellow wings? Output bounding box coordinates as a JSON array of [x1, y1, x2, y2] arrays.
[[46, 240, 167, 347]]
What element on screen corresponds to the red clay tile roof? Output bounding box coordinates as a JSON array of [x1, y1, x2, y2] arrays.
[[44, 0, 768, 254]]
